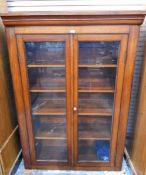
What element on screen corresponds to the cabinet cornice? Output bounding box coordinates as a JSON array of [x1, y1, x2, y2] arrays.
[[1, 11, 145, 26]]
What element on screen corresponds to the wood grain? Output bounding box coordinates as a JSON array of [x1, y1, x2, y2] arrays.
[[0, 20, 17, 147], [0, 2, 21, 174], [17, 34, 72, 166], [1, 12, 145, 26], [14, 26, 130, 34], [115, 26, 140, 169], [6, 28, 31, 168], [130, 43, 146, 175], [2, 11, 144, 170]]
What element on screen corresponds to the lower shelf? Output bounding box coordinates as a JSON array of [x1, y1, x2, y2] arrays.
[[35, 139, 67, 162], [35, 140, 110, 163]]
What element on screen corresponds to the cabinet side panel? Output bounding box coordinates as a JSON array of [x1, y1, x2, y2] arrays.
[[5, 28, 31, 168], [130, 43, 146, 175], [115, 25, 140, 169]]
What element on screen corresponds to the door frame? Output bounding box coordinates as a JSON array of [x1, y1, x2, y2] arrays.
[[72, 34, 128, 168], [16, 34, 73, 167]]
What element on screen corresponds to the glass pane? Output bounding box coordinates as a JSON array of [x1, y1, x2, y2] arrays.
[[78, 116, 112, 162], [25, 42, 65, 65], [33, 115, 67, 161], [28, 67, 65, 91], [24, 41, 67, 162], [35, 140, 67, 161], [79, 42, 120, 65], [31, 92, 66, 115], [78, 140, 110, 162], [77, 41, 120, 163], [78, 93, 114, 115], [78, 116, 112, 140], [79, 67, 116, 91], [33, 115, 66, 139]]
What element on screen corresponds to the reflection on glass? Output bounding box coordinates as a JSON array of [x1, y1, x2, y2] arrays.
[[25, 42, 65, 65], [79, 42, 120, 65]]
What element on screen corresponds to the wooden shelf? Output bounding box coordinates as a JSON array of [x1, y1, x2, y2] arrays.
[[78, 89, 114, 93], [78, 151, 108, 162], [78, 67, 116, 92], [36, 147, 67, 162], [28, 64, 65, 68], [31, 94, 113, 116], [29, 77, 65, 92], [27, 64, 117, 68], [32, 96, 66, 115], [79, 137, 110, 141], [34, 122, 66, 140], [32, 109, 66, 116], [32, 108, 112, 116], [29, 77, 114, 92], [34, 116, 111, 141], [35, 136, 66, 140], [30, 89, 113, 93], [36, 142, 67, 162], [78, 109, 112, 116], [79, 64, 117, 68], [78, 116, 111, 140], [79, 131, 111, 141], [30, 89, 66, 93]]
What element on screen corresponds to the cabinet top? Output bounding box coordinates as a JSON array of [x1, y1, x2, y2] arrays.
[[1, 11, 146, 26]]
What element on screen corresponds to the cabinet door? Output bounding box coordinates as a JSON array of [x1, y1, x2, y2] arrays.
[[17, 35, 72, 166], [73, 34, 128, 167]]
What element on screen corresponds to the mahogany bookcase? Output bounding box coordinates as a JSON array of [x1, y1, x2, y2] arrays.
[[1, 11, 145, 170]]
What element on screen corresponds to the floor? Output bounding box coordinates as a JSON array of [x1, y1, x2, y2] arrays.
[[13, 159, 133, 175]]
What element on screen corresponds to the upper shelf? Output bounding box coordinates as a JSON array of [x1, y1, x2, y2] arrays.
[[27, 64, 65, 68]]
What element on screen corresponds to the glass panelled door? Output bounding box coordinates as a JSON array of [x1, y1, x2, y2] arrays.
[[74, 35, 127, 165], [17, 33, 127, 167], [17, 35, 71, 164]]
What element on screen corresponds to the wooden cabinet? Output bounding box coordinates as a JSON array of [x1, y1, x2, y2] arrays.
[[1, 11, 145, 171]]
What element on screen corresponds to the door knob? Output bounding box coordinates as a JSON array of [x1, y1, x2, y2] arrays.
[[69, 29, 76, 33], [73, 107, 77, 111]]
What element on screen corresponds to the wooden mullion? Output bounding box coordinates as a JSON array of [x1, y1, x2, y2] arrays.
[[73, 34, 79, 166], [65, 35, 72, 166]]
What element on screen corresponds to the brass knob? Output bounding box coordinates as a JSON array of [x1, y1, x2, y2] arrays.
[[73, 107, 77, 111], [69, 29, 76, 34]]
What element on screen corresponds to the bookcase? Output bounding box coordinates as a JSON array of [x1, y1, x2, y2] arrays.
[[1, 11, 145, 170]]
